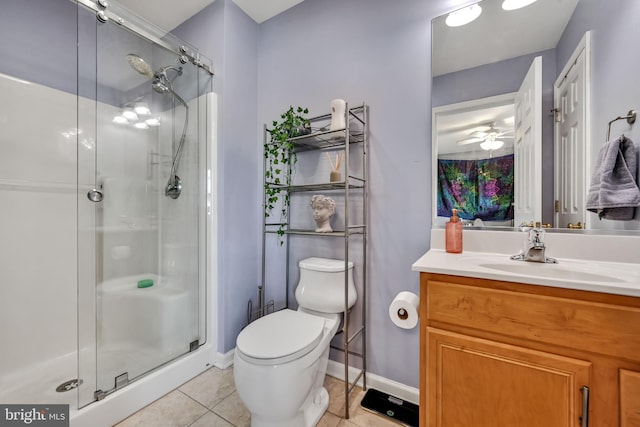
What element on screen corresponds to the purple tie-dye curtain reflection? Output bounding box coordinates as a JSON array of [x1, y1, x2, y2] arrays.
[[437, 154, 514, 221]]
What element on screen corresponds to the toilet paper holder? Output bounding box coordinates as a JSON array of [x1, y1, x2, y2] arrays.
[[389, 291, 420, 329]]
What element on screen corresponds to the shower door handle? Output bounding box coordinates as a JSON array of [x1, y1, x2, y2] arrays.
[[87, 189, 104, 202]]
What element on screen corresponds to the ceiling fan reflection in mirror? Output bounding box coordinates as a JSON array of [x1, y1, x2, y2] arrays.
[[456, 123, 514, 151]]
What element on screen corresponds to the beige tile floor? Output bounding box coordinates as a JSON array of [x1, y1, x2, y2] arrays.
[[114, 366, 401, 427]]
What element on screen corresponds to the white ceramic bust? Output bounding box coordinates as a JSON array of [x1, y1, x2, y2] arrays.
[[310, 195, 336, 232]]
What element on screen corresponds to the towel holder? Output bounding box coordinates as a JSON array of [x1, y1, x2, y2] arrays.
[[606, 110, 636, 140]]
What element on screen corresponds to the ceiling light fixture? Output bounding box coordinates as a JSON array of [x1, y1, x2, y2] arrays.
[[480, 138, 504, 151], [133, 101, 151, 116], [122, 108, 138, 121], [113, 100, 158, 129], [445, 4, 482, 27], [502, 0, 538, 11], [145, 117, 161, 126], [112, 115, 129, 124]]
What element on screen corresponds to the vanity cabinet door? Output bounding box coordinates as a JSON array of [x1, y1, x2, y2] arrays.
[[426, 328, 592, 427], [621, 369, 640, 427]]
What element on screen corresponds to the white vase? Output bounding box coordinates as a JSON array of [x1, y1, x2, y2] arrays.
[[329, 99, 346, 134]]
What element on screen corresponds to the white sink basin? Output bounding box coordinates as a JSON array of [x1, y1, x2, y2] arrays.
[[412, 230, 640, 297], [478, 262, 628, 283]]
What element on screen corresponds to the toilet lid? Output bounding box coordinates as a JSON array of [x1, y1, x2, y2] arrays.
[[236, 309, 325, 362]]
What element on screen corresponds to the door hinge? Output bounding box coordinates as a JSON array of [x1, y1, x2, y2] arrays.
[[551, 108, 561, 122], [115, 372, 129, 389], [554, 200, 561, 213]]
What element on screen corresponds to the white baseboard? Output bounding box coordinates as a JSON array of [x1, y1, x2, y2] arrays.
[[326, 360, 419, 405], [215, 349, 235, 369]]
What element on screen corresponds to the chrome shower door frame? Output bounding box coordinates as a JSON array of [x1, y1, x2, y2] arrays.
[[76, 0, 212, 408]]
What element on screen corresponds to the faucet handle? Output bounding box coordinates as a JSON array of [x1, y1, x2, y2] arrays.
[[518, 221, 532, 232], [529, 224, 546, 247]]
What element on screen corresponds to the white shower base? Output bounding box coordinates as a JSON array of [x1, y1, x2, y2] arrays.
[[0, 351, 78, 406], [71, 343, 216, 427], [0, 343, 217, 427], [0, 272, 215, 427]]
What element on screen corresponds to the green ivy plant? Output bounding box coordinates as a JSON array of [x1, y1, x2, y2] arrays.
[[264, 106, 310, 243]]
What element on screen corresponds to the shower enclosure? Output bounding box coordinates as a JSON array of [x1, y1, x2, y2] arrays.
[[0, 0, 214, 418]]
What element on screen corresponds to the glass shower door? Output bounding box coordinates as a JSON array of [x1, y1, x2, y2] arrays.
[[78, 9, 206, 404]]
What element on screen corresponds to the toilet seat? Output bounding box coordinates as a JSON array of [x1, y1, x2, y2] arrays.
[[236, 309, 326, 365]]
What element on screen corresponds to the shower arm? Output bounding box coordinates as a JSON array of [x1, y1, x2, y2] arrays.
[[126, 54, 189, 198]]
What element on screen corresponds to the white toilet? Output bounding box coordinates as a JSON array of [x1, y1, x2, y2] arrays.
[[233, 257, 357, 427]]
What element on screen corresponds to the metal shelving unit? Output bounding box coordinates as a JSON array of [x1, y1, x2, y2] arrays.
[[261, 103, 368, 419]]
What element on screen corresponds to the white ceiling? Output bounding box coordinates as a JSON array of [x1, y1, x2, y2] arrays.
[[232, 0, 304, 24], [117, 0, 305, 30], [436, 103, 515, 156]]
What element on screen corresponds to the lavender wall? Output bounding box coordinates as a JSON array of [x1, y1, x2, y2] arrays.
[[177, 0, 449, 387], [0, 0, 77, 93], [255, 0, 453, 388], [173, 0, 261, 352], [558, 0, 640, 230], [432, 50, 556, 108]]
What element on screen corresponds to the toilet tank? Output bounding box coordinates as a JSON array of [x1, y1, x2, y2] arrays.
[[295, 257, 357, 313]]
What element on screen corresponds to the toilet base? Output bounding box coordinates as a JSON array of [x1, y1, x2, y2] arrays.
[[304, 386, 329, 427], [251, 386, 329, 427]]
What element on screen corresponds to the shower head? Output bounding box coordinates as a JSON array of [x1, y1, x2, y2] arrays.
[[126, 54, 154, 79], [126, 54, 189, 200]]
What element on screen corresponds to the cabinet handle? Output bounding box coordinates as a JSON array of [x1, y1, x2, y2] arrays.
[[580, 386, 590, 427]]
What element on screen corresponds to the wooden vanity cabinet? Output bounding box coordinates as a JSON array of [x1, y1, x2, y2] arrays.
[[419, 273, 640, 427]]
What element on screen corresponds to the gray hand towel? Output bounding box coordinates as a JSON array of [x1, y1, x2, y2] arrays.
[[586, 136, 640, 220]]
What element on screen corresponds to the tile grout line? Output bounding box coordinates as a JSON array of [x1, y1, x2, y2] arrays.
[[175, 390, 212, 426], [184, 410, 209, 427], [126, 368, 397, 427], [178, 388, 243, 427]]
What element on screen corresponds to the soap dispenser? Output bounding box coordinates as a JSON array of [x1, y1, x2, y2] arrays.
[[445, 209, 463, 253]]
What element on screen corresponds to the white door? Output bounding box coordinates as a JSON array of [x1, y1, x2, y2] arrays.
[[554, 33, 590, 229], [513, 56, 542, 226]]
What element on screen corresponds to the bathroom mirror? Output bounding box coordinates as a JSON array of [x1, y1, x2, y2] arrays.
[[432, 0, 640, 234]]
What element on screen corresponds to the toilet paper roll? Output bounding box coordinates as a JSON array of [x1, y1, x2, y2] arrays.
[[389, 291, 420, 329]]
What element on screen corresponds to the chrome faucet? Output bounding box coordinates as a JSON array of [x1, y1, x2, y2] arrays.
[[510, 222, 558, 264]]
